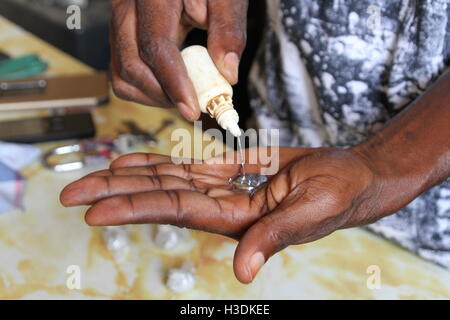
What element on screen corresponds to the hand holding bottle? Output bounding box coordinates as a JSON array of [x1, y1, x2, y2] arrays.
[[182, 45, 242, 136], [109, 0, 248, 121]]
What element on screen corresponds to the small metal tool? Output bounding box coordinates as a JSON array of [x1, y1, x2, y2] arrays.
[[41, 139, 118, 172], [0, 79, 46, 91], [0, 79, 47, 97], [42, 119, 176, 172], [42, 144, 84, 172]]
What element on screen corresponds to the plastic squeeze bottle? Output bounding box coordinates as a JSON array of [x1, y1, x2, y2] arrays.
[[181, 45, 241, 137]]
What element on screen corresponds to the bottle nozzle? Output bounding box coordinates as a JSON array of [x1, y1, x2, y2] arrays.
[[207, 94, 242, 137], [226, 121, 242, 137]]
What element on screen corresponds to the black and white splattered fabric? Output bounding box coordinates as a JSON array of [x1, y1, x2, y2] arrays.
[[248, 0, 450, 267]]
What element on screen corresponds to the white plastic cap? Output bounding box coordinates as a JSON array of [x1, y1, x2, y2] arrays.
[[226, 121, 242, 137], [215, 108, 241, 137]]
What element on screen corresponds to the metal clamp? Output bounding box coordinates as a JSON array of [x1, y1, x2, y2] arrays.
[[41, 144, 85, 172]]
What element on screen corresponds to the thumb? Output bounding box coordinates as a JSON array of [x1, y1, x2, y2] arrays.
[[233, 174, 320, 284], [207, 0, 248, 85], [233, 200, 301, 284], [234, 186, 346, 284]]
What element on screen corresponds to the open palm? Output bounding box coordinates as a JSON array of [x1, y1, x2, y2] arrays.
[[61, 147, 380, 283]]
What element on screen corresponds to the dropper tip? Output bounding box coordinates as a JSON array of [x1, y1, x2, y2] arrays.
[[227, 121, 242, 137]]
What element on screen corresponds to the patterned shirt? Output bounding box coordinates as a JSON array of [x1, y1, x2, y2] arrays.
[[249, 0, 450, 267]]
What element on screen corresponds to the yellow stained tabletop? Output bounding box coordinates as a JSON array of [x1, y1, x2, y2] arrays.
[[0, 16, 449, 299]]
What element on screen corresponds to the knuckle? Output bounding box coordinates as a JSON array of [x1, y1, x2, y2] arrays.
[[166, 190, 184, 225], [259, 218, 294, 249], [138, 37, 165, 66], [266, 228, 292, 250], [151, 175, 163, 189], [111, 80, 131, 101], [213, 20, 247, 46], [109, 168, 119, 176], [230, 28, 247, 46], [182, 163, 193, 180], [148, 165, 159, 176], [118, 59, 140, 82]]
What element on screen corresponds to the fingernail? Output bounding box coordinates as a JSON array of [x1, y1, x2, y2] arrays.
[[223, 52, 239, 84], [249, 252, 265, 281], [177, 102, 197, 121]]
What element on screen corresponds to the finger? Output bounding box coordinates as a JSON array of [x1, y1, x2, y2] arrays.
[[136, 0, 201, 121], [95, 146, 320, 180], [60, 175, 197, 207], [182, 0, 208, 29], [233, 203, 300, 284], [110, 0, 172, 107], [111, 146, 315, 176], [232, 165, 300, 284], [233, 175, 348, 284], [110, 153, 172, 168], [86, 164, 229, 186], [84, 189, 253, 236], [110, 152, 194, 169], [110, 64, 167, 107], [207, 0, 248, 84]]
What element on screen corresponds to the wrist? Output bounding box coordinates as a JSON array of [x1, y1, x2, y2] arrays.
[[349, 138, 428, 218]]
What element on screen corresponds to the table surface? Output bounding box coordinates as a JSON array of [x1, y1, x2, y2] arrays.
[[0, 16, 449, 299]]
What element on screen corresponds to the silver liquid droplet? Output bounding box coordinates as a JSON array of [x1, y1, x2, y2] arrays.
[[229, 174, 268, 195]]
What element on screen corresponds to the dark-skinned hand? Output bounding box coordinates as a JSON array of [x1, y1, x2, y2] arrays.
[[109, 0, 248, 121], [60, 147, 395, 284]]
